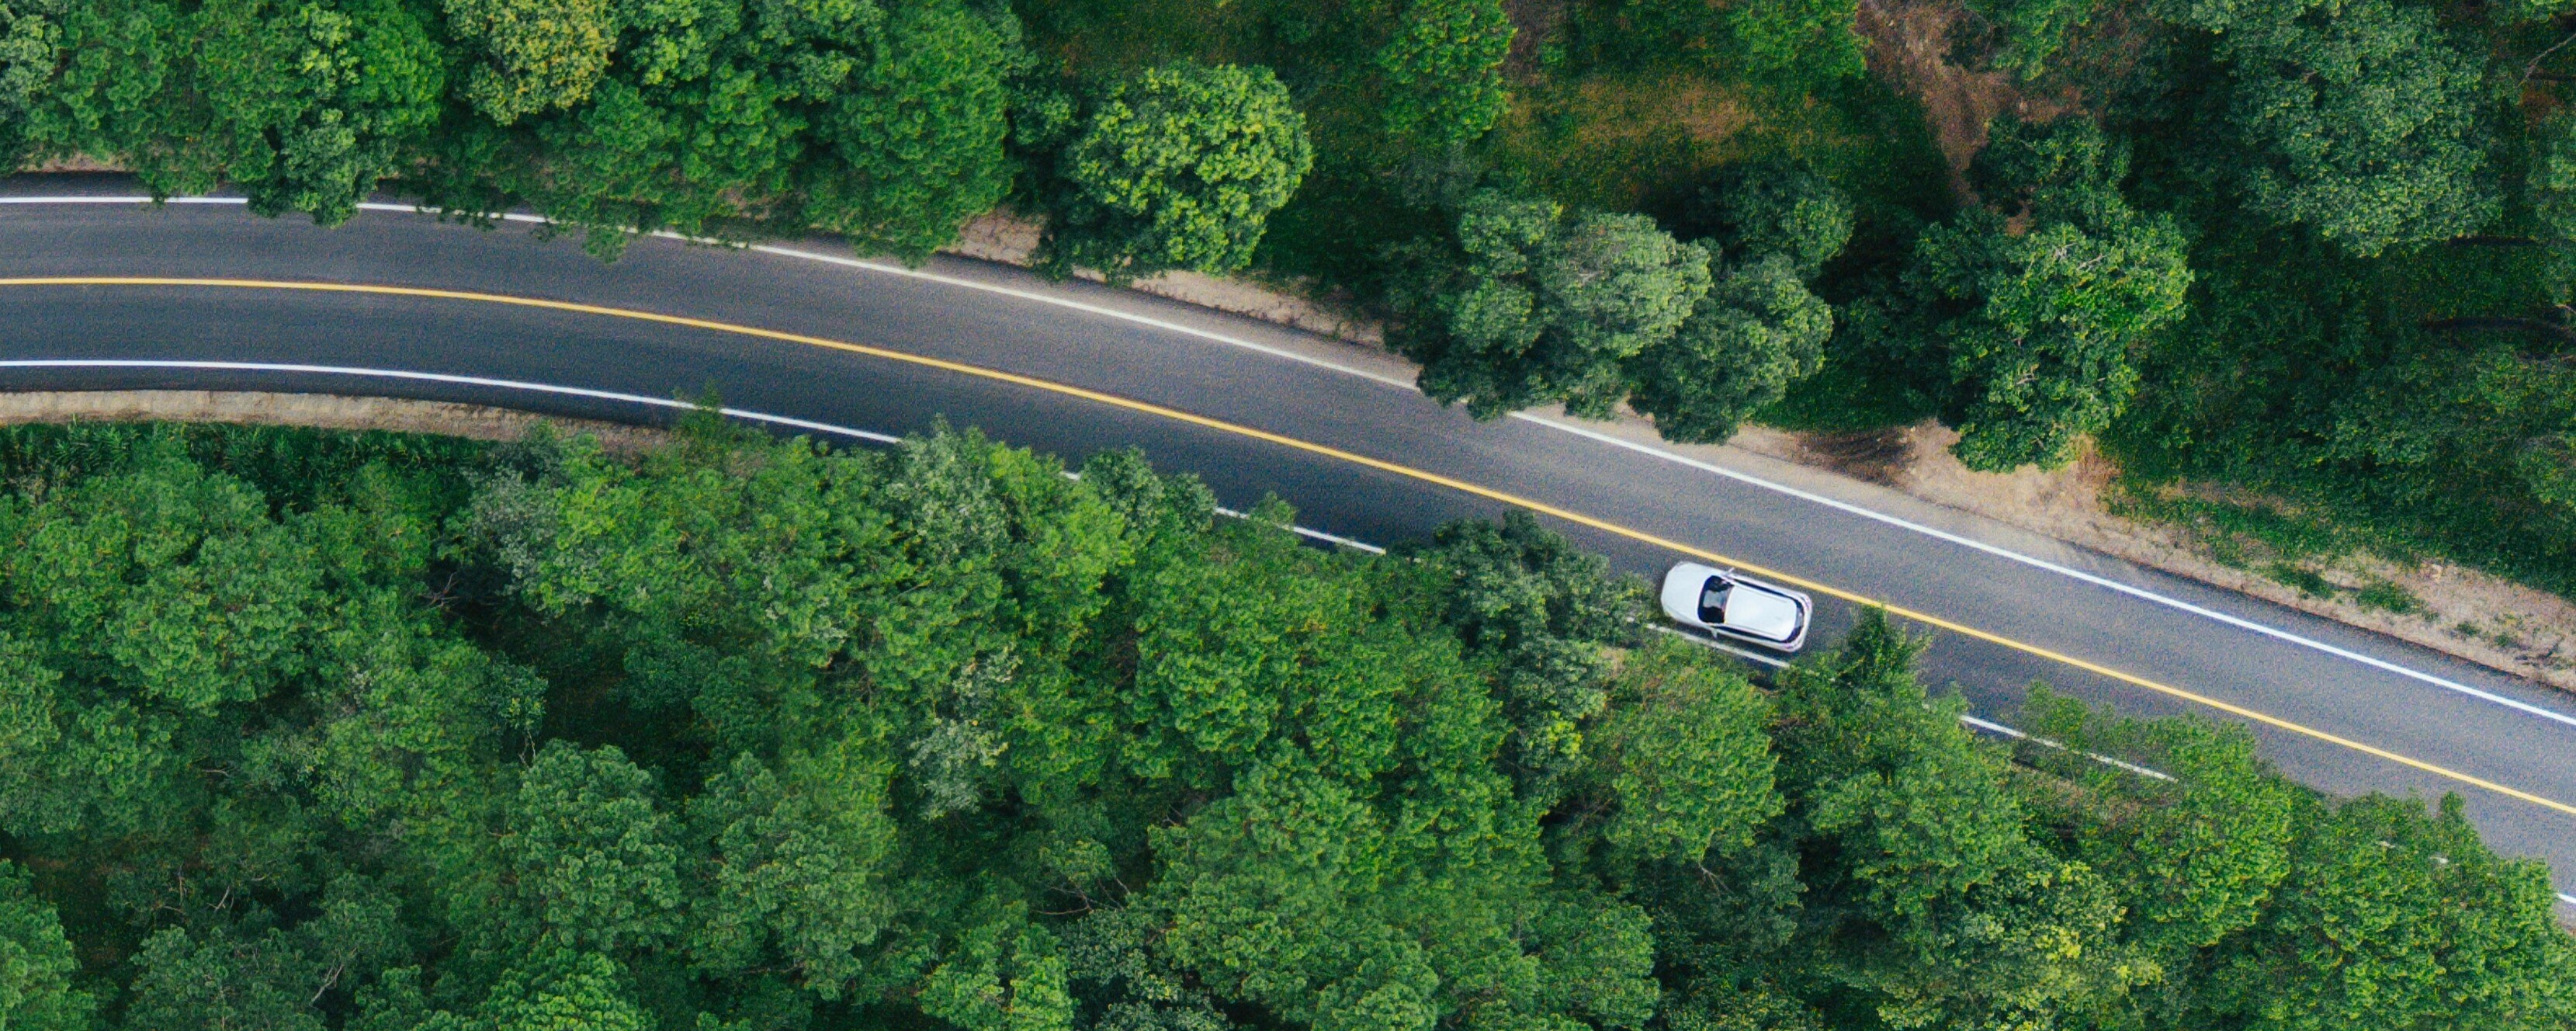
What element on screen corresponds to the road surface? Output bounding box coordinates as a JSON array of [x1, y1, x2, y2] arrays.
[[2, 185, 2571, 911]]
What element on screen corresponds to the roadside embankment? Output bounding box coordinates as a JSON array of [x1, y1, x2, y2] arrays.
[[0, 391, 667, 453], [936, 212, 2576, 693]]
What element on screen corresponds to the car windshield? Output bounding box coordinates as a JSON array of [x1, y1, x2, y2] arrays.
[[1697, 578, 1730, 623]]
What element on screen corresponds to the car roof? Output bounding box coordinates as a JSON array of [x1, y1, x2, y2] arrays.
[[1721, 580, 1804, 641]]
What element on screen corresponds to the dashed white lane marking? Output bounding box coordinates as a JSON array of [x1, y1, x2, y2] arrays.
[[8, 196, 2576, 738]]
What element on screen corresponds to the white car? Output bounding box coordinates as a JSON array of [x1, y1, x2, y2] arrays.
[[1661, 562, 1812, 652]]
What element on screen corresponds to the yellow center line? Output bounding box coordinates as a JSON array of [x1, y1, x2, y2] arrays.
[[10, 275, 2576, 819]]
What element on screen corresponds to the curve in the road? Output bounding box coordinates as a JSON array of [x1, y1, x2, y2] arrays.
[[5, 276, 2571, 826], [12, 196, 2569, 740]]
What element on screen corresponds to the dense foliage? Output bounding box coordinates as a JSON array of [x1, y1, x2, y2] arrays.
[[0, 419, 2562, 1031], [29, 0, 2576, 593]]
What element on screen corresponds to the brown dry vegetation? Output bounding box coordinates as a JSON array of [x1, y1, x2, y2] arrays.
[[1856, 0, 2069, 194]]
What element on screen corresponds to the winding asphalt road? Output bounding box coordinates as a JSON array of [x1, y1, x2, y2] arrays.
[[3, 179, 2574, 912]]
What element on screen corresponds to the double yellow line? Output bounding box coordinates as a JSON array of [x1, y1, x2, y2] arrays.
[[9, 276, 2575, 819]]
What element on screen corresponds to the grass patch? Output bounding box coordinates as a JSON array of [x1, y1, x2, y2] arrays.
[[1760, 361, 1943, 433], [2355, 578, 2422, 615], [2262, 561, 2333, 598], [2104, 484, 2363, 564]]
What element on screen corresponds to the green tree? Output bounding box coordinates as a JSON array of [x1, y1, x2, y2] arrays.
[[1624, 254, 1832, 443], [2016, 688, 2298, 954], [1910, 116, 2193, 470], [0, 449, 336, 840], [1727, 0, 1866, 86], [2203, 0, 2497, 255], [123, 928, 325, 1031], [0, 0, 57, 168], [1395, 189, 1715, 419], [1683, 160, 1854, 279], [53, 0, 446, 224], [1392, 510, 1648, 795], [1576, 637, 1782, 865], [1968, 112, 2121, 217], [0, 863, 88, 1031], [1770, 612, 2155, 1029], [472, 949, 650, 1031], [420, 0, 1021, 261], [1961, 0, 2097, 77], [441, 0, 614, 125], [917, 903, 1073, 1031], [799, 0, 1022, 262], [1916, 210, 2192, 470], [0, 418, 2557, 1031], [687, 747, 899, 998], [2195, 795, 2576, 1030], [1031, 61, 1314, 283], [2529, 111, 2576, 244], [488, 742, 684, 953], [1375, 0, 1514, 150]]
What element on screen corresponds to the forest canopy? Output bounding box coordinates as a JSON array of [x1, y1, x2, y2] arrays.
[[18, 0, 2576, 597], [0, 418, 2562, 1031]]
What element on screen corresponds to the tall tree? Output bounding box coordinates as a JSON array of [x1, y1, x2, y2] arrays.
[[0, 0, 56, 168], [1572, 636, 1782, 866], [470, 948, 651, 1031], [1624, 253, 1833, 443], [2194, 795, 2576, 1030], [799, 0, 1024, 262], [123, 928, 327, 1031], [469, 742, 684, 954], [418, 0, 1022, 259], [1911, 116, 2193, 470], [1375, 0, 1514, 150], [1683, 160, 1855, 279], [2198, 0, 2498, 255], [35, 0, 443, 224], [0, 863, 88, 1031], [1393, 189, 1715, 419], [1029, 61, 1314, 283], [686, 748, 899, 998], [440, 0, 614, 125], [1766, 612, 2156, 1029], [1727, 0, 1865, 86]]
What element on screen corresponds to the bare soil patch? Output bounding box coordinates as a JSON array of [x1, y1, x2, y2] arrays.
[[1856, 0, 2068, 195]]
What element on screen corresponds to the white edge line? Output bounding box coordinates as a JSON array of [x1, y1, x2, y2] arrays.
[[11, 196, 2576, 735], [1212, 505, 1387, 554], [1524, 415, 2576, 731], [0, 195, 1428, 390], [0, 359, 900, 444], [0, 359, 1392, 554]]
